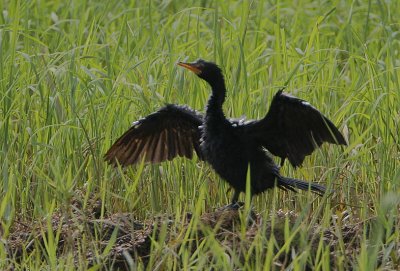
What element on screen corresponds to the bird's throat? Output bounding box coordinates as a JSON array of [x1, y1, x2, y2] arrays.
[[205, 78, 227, 125]]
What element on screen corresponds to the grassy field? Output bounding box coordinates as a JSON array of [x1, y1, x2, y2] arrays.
[[1, 0, 399, 269]]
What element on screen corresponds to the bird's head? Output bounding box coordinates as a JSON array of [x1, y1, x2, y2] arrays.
[[178, 59, 223, 86]]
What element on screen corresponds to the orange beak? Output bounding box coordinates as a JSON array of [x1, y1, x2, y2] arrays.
[[177, 62, 202, 75]]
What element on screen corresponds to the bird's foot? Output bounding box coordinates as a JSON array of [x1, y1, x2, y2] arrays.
[[220, 201, 245, 211], [217, 202, 257, 226], [246, 210, 257, 225]]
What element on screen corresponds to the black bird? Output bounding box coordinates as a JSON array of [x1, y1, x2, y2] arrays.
[[105, 59, 347, 206]]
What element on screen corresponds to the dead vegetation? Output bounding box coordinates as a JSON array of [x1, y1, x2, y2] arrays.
[[3, 194, 400, 270]]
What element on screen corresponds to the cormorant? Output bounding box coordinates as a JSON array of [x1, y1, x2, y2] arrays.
[[105, 59, 347, 206]]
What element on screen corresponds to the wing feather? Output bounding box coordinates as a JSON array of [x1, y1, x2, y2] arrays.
[[153, 130, 165, 163], [145, 134, 158, 161], [104, 104, 204, 166], [244, 90, 346, 167]]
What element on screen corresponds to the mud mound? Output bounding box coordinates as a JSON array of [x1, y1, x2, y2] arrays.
[[4, 198, 397, 270]]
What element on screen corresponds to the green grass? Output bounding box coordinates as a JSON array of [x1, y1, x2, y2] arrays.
[[1, 0, 399, 269]]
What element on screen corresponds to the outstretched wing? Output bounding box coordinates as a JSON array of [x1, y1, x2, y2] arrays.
[[245, 90, 347, 167], [104, 104, 204, 166]]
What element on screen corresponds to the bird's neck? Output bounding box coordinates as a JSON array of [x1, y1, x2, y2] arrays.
[[205, 78, 227, 123]]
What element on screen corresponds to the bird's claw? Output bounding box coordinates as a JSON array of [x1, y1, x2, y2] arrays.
[[220, 201, 244, 211]]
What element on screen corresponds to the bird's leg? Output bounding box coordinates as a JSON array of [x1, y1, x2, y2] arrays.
[[231, 189, 240, 204], [245, 194, 256, 225], [280, 158, 286, 168], [221, 190, 243, 210]]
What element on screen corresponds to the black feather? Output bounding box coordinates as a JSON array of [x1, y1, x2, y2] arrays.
[[105, 60, 346, 204]]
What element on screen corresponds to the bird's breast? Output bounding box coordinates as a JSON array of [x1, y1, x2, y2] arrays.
[[200, 127, 247, 171]]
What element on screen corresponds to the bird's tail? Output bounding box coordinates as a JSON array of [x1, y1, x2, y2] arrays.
[[278, 177, 326, 195]]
